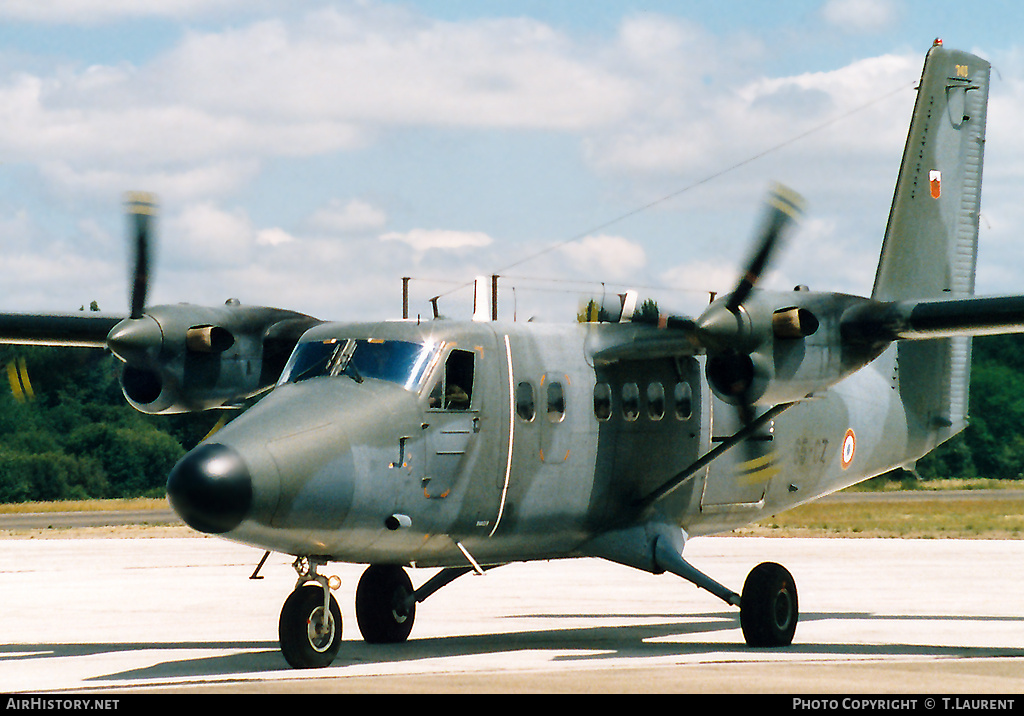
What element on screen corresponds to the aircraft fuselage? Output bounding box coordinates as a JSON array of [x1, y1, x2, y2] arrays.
[[168, 313, 919, 568]]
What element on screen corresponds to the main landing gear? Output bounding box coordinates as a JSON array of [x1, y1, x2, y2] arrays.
[[354, 564, 416, 644], [276, 550, 797, 669], [740, 561, 798, 647], [651, 535, 798, 647]]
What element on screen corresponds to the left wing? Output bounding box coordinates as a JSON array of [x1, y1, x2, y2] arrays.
[[0, 312, 123, 347]]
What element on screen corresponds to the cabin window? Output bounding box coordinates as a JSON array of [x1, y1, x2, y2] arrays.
[[546, 381, 566, 423], [516, 381, 536, 422], [674, 381, 693, 420], [622, 383, 639, 421], [647, 382, 665, 420], [593, 382, 612, 421]]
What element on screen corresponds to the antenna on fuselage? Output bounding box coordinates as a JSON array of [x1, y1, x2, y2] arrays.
[[473, 276, 487, 321], [473, 275, 500, 321]]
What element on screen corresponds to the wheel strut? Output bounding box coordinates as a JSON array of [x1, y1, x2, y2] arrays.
[[292, 556, 341, 612], [653, 535, 741, 606], [652, 535, 798, 647]]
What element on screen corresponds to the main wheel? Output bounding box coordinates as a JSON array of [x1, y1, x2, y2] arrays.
[[740, 561, 798, 647], [279, 584, 343, 668], [355, 564, 416, 643]]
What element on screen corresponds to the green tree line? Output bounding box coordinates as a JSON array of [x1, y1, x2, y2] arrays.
[[918, 334, 1024, 481], [0, 345, 221, 502], [0, 334, 1019, 503]]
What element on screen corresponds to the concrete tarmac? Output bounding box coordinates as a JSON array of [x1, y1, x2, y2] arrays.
[[1, 534, 1023, 694]]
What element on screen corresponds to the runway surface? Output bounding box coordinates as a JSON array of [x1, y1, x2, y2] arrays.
[[1, 535, 1023, 693]]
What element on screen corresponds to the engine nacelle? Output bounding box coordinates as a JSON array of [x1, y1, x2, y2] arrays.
[[110, 301, 320, 414], [703, 290, 885, 406]]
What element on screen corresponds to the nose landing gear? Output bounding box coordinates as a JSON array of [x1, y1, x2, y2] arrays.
[[279, 557, 343, 669]]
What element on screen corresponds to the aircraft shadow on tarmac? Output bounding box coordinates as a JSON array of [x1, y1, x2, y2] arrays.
[[4, 610, 1024, 684]]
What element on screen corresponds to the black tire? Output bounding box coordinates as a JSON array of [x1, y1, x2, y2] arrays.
[[740, 561, 798, 647], [355, 564, 416, 644], [279, 584, 343, 668]]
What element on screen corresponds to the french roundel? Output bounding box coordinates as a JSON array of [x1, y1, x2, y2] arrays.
[[841, 429, 856, 469]]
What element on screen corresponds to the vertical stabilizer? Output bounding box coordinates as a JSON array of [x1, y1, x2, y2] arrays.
[[873, 42, 990, 451]]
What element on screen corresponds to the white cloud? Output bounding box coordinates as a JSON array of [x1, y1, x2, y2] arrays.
[[0, 70, 362, 167], [306, 198, 387, 235], [151, 10, 634, 131], [820, 0, 902, 34], [585, 51, 919, 181], [380, 228, 493, 253], [256, 227, 294, 247], [37, 160, 261, 203], [0, 0, 269, 23], [557, 234, 647, 282], [164, 202, 256, 268], [0, 4, 636, 211]]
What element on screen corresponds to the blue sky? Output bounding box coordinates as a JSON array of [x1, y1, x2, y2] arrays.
[[0, 0, 1022, 323]]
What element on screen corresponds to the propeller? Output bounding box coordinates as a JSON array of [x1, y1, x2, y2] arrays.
[[696, 183, 804, 354], [126, 192, 156, 320], [698, 183, 804, 489], [107, 192, 161, 365], [727, 184, 803, 311], [685, 184, 804, 404]]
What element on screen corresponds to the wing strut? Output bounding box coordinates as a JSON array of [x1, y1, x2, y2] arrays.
[[633, 401, 796, 511]]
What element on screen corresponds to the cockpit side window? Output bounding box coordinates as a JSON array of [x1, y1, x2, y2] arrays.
[[428, 348, 475, 410]]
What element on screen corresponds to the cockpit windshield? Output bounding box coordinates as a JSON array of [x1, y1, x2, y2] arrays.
[[278, 338, 438, 392]]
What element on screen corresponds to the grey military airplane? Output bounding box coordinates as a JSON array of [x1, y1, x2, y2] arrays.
[[1, 41, 1022, 668]]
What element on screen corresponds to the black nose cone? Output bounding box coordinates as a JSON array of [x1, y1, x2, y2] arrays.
[[167, 443, 252, 534]]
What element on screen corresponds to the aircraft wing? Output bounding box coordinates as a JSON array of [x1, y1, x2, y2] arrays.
[[842, 294, 1024, 343], [0, 312, 124, 347], [589, 318, 702, 364]]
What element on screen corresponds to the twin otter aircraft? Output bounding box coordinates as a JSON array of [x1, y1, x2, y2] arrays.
[[3, 42, 1023, 668]]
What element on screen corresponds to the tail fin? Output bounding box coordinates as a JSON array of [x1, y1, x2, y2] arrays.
[[873, 41, 990, 300], [873, 41, 991, 450]]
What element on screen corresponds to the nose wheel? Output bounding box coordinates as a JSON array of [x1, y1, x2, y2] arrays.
[[279, 584, 343, 668], [279, 557, 343, 669]]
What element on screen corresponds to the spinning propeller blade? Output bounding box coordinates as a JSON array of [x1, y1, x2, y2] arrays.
[[126, 192, 156, 320], [107, 192, 161, 365], [726, 183, 804, 313], [691, 183, 804, 359]]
